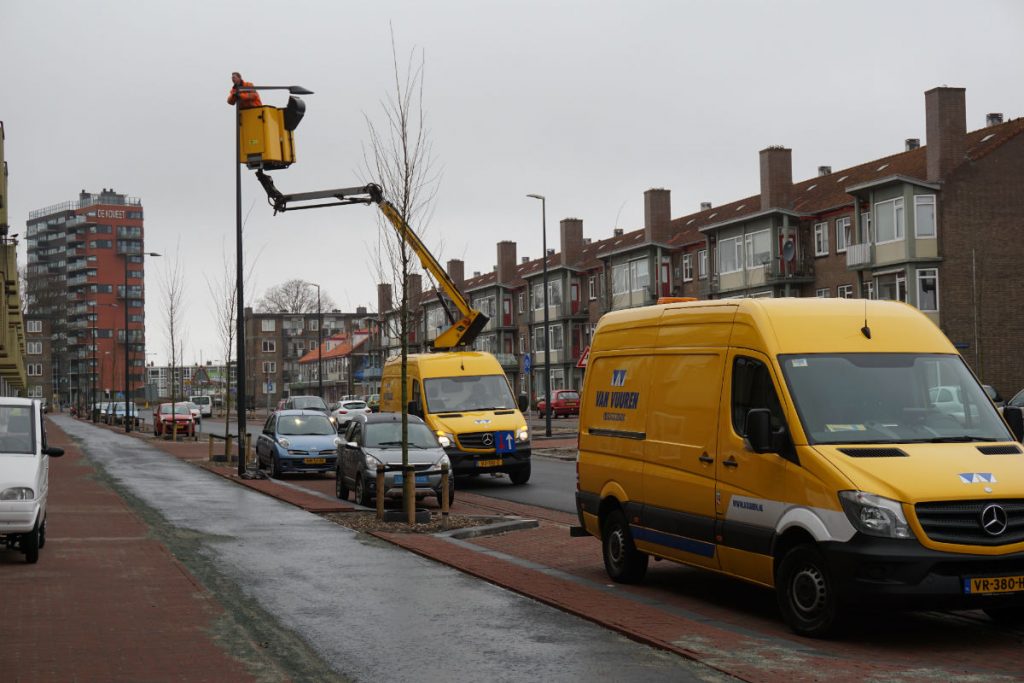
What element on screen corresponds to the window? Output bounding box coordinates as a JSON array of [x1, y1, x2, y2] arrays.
[[533, 280, 563, 309], [308, 318, 319, 331], [875, 198, 905, 243], [698, 249, 708, 279], [89, 240, 113, 249], [916, 269, 939, 311], [612, 263, 628, 295], [27, 364, 43, 376], [517, 292, 525, 313], [532, 324, 564, 352], [860, 211, 872, 244], [29, 385, 44, 398], [682, 254, 693, 282], [261, 319, 276, 332], [744, 230, 771, 269], [877, 272, 907, 302], [814, 222, 829, 256], [816, 288, 831, 298], [717, 236, 743, 274], [262, 361, 276, 373], [835, 217, 851, 253], [630, 259, 649, 292], [588, 275, 597, 300], [519, 335, 526, 353], [27, 320, 42, 333], [261, 340, 276, 353], [837, 284, 854, 298], [864, 281, 875, 299], [731, 356, 785, 436], [914, 195, 936, 238], [27, 341, 43, 355]]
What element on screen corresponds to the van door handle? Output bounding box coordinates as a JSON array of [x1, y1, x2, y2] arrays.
[[698, 453, 714, 465], [722, 457, 739, 469]]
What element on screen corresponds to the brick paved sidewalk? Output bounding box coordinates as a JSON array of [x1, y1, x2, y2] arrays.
[[0, 419, 276, 683]]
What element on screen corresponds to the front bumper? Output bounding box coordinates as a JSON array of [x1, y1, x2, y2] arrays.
[[364, 469, 445, 498], [278, 455, 338, 474], [446, 447, 531, 476], [822, 534, 1024, 610], [0, 500, 40, 536]]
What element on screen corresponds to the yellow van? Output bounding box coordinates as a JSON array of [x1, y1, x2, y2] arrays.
[[574, 298, 1024, 636], [380, 352, 531, 483]]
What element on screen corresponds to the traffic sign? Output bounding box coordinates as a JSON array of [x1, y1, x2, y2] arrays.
[[523, 353, 532, 372], [495, 430, 516, 454], [576, 346, 590, 369]]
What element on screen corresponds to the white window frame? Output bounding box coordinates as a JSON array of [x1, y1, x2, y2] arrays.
[[717, 236, 743, 274], [835, 217, 851, 253], [914, 195, 936, 238], [261, 319, 276, 332], [744, 229, 771, 269], [864, 281, 875, 300], [837, 284, 854, 299], [698, 249, 708, 279], [916, 268, 939, 312], [27, 320, 42, 333], [816, 288, 831, 298], [682, 254, 693, 282], [27, 363, 43, 376], [875, 197, 905, 244], [629, 258, 649, 292], [27, 341, 43, 355], [261, 339, 276, 353], [861, 211, 873, 244], [262, 361, 276, 373], [814, 222, 829, 256], [588, 275, 597, 300]]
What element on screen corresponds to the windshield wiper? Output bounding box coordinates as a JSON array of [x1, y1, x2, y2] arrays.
[[924, 436, 1000, 443], [374, 441, 404, 447]]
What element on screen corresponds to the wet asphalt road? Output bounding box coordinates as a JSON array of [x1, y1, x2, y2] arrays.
[[56, 416, 730, 683]]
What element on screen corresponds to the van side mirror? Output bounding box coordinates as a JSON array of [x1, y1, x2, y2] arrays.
[[518, 394, 529, 412], [44, 446, 64, 458], [744, 409, 774, 453], [1004, 406, 1024, 442]]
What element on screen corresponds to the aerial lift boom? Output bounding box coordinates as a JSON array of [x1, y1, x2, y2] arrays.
[[253, 170, 488, 350]]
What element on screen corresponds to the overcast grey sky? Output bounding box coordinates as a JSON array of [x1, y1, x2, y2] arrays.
[[4, 0, 1023, 365]]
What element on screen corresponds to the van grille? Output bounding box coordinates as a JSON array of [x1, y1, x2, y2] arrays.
[[915, 499, 1024, 546], [977, 445, 1023, 455], [838, 447, 908, 458], [456, 432, 497, 451]]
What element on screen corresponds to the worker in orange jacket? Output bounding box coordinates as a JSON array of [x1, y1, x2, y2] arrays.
[[227, 72, 263, 109]]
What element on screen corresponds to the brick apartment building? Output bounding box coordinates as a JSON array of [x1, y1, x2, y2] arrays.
[[25, 188, 148, 410], [0, 121, 28, 397], [370, 86, 1024, 401]]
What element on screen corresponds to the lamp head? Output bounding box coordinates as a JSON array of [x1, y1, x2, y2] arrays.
[[526, 194, 545, 201]]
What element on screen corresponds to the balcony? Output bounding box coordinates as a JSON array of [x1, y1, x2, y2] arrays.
[[763, 258, 815, 284], [493, 352, 519, 369], [846, 243, 873, 268]]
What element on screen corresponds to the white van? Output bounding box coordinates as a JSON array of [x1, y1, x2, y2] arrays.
[[0, 398, 64, 563], [190, 395, 213, 418]]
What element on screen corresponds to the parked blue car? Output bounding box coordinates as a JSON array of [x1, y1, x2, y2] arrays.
[[256, 409, 341, 478]]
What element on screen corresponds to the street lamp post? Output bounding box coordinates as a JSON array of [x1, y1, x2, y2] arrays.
[[235, 81, 313, 476], [123, 250, 161, 432], [526, 194, 552, 438], [303, 281, 323, 399]]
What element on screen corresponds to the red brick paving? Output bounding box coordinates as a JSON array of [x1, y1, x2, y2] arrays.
[[0, 419, 265, 683]]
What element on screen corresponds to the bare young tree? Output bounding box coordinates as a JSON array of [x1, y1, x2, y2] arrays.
[[255, 279, 337, 313], [159, 241, 187, 414], [364, 32, 441, 522]]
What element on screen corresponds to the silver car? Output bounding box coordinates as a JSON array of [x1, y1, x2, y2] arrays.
[[335, 413, 453, 507]]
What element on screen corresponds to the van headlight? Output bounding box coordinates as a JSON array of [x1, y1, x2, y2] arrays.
[[517, 427, 529, 443], [839, 491, 914, 539], [436, 431, 455, 448], [1, 487, 34, 501]]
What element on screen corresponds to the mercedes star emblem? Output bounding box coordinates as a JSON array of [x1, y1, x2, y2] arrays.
[[980, 504, 1009, 536], [482, 433, 494, 447]]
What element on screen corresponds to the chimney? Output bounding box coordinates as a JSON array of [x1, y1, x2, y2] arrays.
[[355, 306, 367, 317], [583, 238, 592, 245], [643, 188, 672, 243], [473, 271, 481, 277], [546, 248, 555, 256], [559, 218, 583, 267], [925, 86, 967, 182], [986, 112, 1004, 127], [521, 256, 529, 264], [818, 165, 831, 176], [759, 146, 793, 210], [377, 283, 392, 314], [613, 228, 624, 237], [496, 241, 517, 285], [905, 138, 920, 151], [406, 273, 422, 309], [700, 202, 712, 211], [446, 259, 464, 289]]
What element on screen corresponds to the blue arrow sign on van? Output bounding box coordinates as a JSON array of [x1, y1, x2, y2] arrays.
[[495, 430, 516, 454]]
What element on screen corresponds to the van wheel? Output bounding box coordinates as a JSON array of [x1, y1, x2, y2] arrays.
[[355, 474, 373, 507], [23, 521, 41, 564], [335, 468, 349, 500], [776, 544, 841, 637], [508, 464, 531, 485], [984, 606, 1024, 626], [601, 509, 648, 583]]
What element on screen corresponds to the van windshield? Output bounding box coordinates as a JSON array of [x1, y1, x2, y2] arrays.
[[423, 375, 516, 413], [0, 405, 35, 455], [779, 353, 1012, 445]]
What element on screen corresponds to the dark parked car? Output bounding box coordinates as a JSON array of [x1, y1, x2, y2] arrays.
[[536, 389, 581, 418], [256, 409, 341, 478], [983, 385, 1005, 408], [281, 395, 336, 428], [336, 413, 453, 507]]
